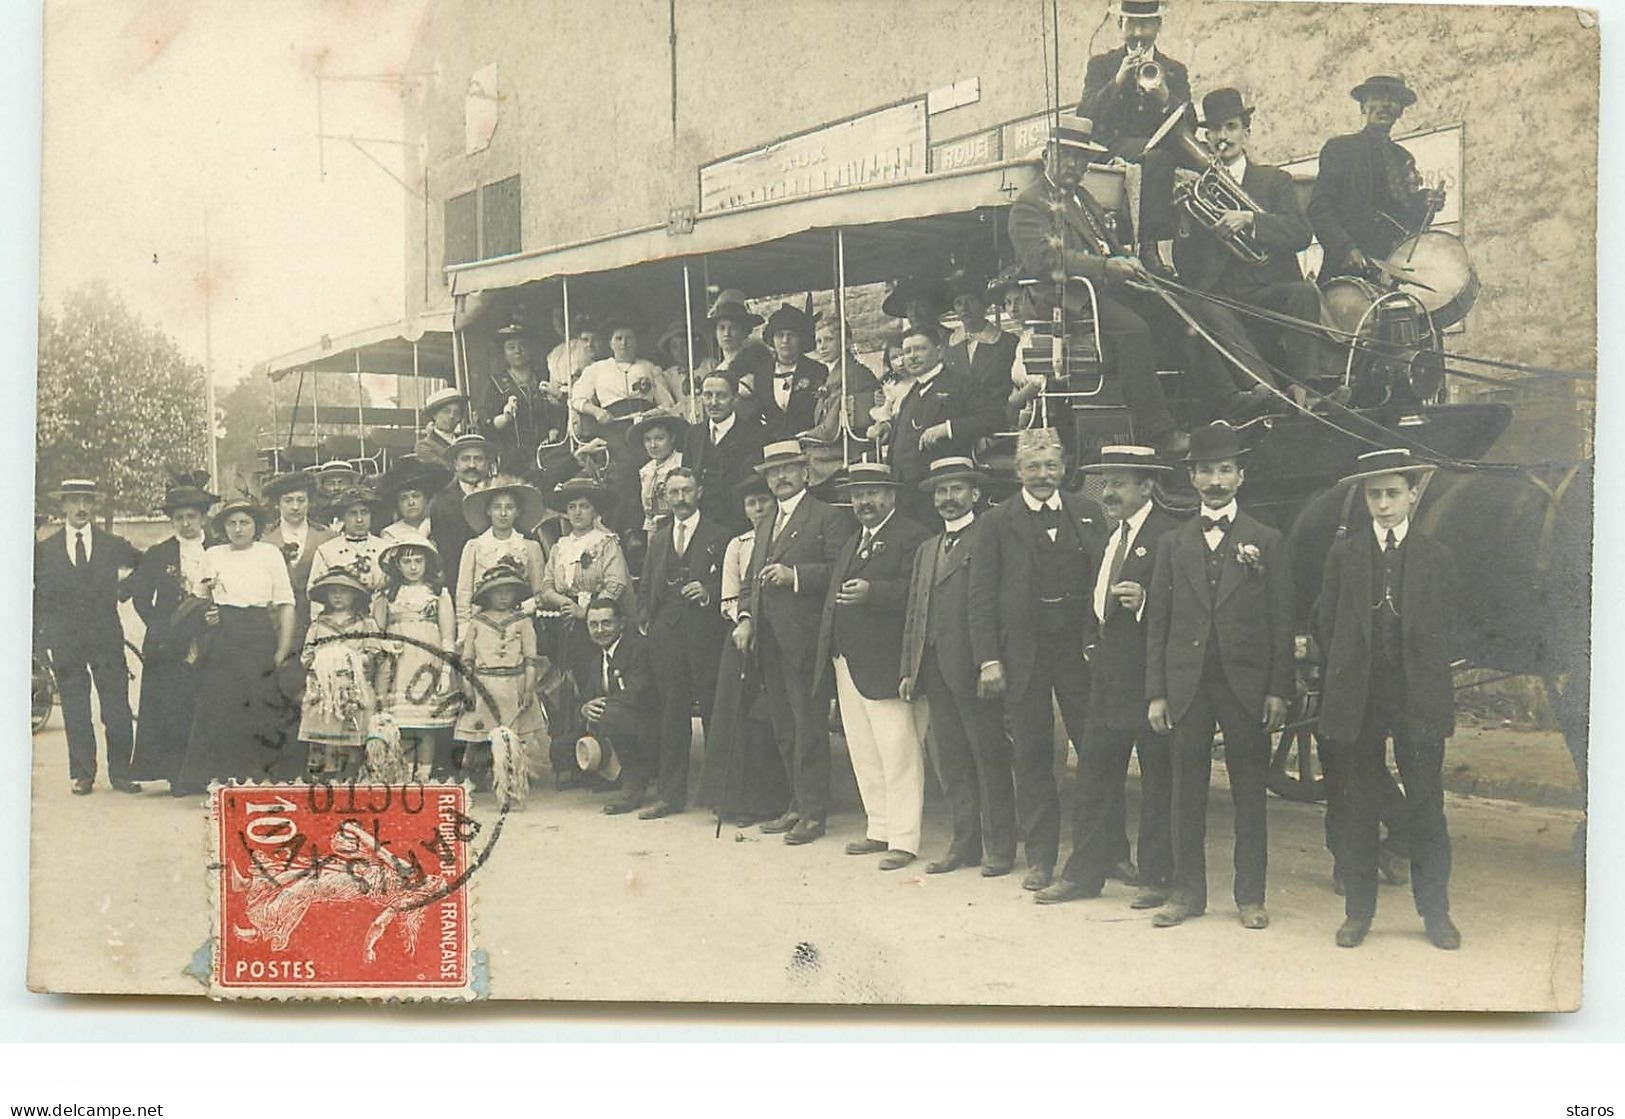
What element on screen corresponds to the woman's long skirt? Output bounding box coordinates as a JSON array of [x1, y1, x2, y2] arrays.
[[174, 606, 304, 792], [698, 639, 790, 821]]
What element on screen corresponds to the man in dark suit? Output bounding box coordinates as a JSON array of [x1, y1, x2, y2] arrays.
[[1145, 421, 1294, 929], [1313, 448, 1459, 950], [33, 479, 142, 796], [732, 439, 854, 846], [1172, 89, 1321, 387], [968, 428, 1105, 891], [1008, 117, 1280, 455], [261, 470, 336, 644], [745, 305, 825, 442], [636, 468, 732, 818], [813, 463, 934, 870], [1038, 447, 1179, 905], [685, 373, 768, 530], [901, 457, 1017, 877], [577, 596, 659, 816], [1308, 74, 1442, 281], [427, 433, 494, 583]]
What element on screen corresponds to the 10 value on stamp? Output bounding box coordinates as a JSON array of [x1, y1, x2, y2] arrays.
[[210, 783, 477, 1000]]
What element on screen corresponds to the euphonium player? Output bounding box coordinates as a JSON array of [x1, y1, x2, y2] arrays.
[[1172, 88, 1322, 388]]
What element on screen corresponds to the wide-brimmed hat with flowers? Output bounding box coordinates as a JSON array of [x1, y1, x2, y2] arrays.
[[308, 568, 373, 608], [378, 532, 443, 583], [463, 476, 548, 532], [542, 475, 615, 517], [471, 562, 530, 606]]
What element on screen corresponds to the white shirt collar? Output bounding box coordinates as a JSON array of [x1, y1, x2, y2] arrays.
[[858, 508, 895, 539], [458, 478, 481, 496], [709, 413, 736, 440], [603, 638, 621, 661], [1203, 499, 1240, 523], [776, 488, 807, 521], [1118, 499, 1153, 541], [917, 362, 943, 387], [1021, 489, 1062, 513], [1224, 153, 1249, 180], [942, 511, 976, 534], [1373, 518, 1410, 547], [673, 509, 701, 534]]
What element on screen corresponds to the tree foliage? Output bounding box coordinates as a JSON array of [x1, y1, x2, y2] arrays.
[[216, 370, 275, 502], [36, 282, 210, 516]]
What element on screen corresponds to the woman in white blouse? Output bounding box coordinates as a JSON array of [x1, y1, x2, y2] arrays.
[[172, 499, 302, 794], [455, 476, 548, 629], [537, 476, 630, 669]]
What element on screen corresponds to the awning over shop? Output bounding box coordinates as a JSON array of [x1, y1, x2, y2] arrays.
[[260, 310, 456, 383], [445, 160, 1105, 299]]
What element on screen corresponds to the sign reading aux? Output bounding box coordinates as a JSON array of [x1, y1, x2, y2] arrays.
[[699, 100, 928, 213]]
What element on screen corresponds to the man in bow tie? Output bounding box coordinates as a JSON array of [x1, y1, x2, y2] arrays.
[[749, 304, 826, 442], [968, 428, 1105, 891], [1144, 421, 1293, 930]]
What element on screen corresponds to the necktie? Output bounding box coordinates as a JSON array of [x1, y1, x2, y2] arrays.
[[943, 529, 961, 551], [602, 651, 614, 694], [1201, 515, 1231, 534], [674, 519, 688, 556], [74, 530, 87, 568], [1385, 529, 1399, 552], [856, 530, 873, 558], [711, 423, 723, 445], [1105, 521, 1131, 614]]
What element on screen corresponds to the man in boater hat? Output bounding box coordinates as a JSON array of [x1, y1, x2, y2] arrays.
[[1037, 446, 1180, 906], [33, 479, 142, 795], [1308, 73, 1444, 281], [1144, 421, 1293, 930], [1313, 448, 1459, 950], [900, 456, 1017, 877]]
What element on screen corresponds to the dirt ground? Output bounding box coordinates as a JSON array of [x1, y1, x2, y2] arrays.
[[27, 709, 1585, 1012]]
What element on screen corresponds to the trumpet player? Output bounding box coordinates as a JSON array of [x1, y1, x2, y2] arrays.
[[1173, 88, 1322, 388]]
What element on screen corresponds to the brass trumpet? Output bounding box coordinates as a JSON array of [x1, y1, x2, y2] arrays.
[[1135, 58, 1165, 96], [1143, 103, 1269, 265]]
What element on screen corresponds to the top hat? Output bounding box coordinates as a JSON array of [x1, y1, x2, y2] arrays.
[[471, 562, 531, 607], [50, 478, 102, 501], [763, 304, 815, 352], [1113, 0, 1164, 17], [917, 455, 989, 492], [1350, 73, 1418, 107], [262, 470, 317, 501], [706, 289, 764, 330], [464, 476, 549, 532], [379, 455, 452, 501], [753, 439, 811, 473], [542, 475, 615, 516], [1182, 420, 1250, 463], [1196, 87, 1254, 130], [212, 498, 269, 537], [422, 386, 467, 417], [308, 568, 373, 608], [378, 531, 442, 583], [1337, 447, 1438, 486], [628, 410, 689, 447], [833, 461, 902, 490], [446, 432, 493, 459], [1080, 444, 1174, 474], [1014, 426, 1066, 461], [162, 470, 220, 515], [881, 276, 951, 321], [1049, 113, 1109, 154]]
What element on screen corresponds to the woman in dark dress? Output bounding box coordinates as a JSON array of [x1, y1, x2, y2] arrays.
[[128, 473, 218, 786], [172, 499, 303, 794]]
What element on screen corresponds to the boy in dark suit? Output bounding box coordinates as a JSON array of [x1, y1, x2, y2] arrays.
[[578, 596, 658, 816], [636, 468, 732, 818], [33, 479, 142, 795], [1145, 422, 1294, 929], [1038, 446, 1180, 906], [1314, 449, 1460, 950]]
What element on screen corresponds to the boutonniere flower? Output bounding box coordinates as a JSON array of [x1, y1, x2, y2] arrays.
[[1235, 541, 1264, 577], [796, 378, 813, 393], [350, 555, 372, 577], [578, 549, 597, 568], [280, 541, 300, 564], [164, 562, 182, 582], [1133, 545, 1147, 558]]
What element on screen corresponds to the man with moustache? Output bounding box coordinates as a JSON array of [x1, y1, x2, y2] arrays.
[[732, 440, 853, 846], [428, 433, 495, 583], [900, 457, 1017, 877], [262, 470, 335, 644], [968, 428, 1104, 891], [1314, 448, 1459, 950], [1037, 446, 1179, 906], [636, 468, 732, 818], [813, 463, 934, 870], [685, 373, 767, 529], [1308, 74, 1444, 282], [1145, 421, 1294, 929]]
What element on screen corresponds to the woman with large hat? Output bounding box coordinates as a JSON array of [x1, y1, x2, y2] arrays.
[[171, 498, 303, 794], [695, 288, 771, 385], [379, 454, 453, 543], [127, 471, 219, 786], [414, 386, 468, 468], [455, 475, 549, 628], [536, 476, 629, 622], [746, 303, 826, 442]]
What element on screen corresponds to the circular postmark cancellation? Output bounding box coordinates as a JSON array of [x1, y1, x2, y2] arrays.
[[206, 629, 528, 1000]]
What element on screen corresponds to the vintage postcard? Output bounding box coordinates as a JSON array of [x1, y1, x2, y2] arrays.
[[28, 0, 1593, 1009]]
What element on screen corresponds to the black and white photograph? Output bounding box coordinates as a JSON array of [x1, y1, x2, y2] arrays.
[[24, 0, 1596, 1012]]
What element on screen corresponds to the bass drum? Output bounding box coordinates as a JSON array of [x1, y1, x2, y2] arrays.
[[1384, 230, 1479, 328]]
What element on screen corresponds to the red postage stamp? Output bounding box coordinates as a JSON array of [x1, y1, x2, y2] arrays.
[[210, 783, 478, 1000]]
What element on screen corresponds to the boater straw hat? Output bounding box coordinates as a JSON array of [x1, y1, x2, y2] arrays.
[[422, 386, 467, 416], [463, 475, 548, 532], [315, 459, 362, 484], [1350, 73, 1418, 108], [307, 568, 372, 608], [446, 432, 492, 458], [1049, 113, 1109, 154], [833, 462, 903, 490], [917, 456, 989, 492], [1337, 447, 1438, 486], [1182, 420, 1250, 464], [575, 734, 622, 781], [753, 439, 810, 473], [471, 562, 530, 606], [50, 478, 102, 501], [1080, 444, 1175, 474], [377, 532, 442, 582]]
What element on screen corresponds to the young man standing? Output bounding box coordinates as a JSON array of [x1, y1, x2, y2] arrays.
[[1314, 448, 1459, 950]]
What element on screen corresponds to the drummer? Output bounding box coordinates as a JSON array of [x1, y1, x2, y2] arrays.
[[1308, 73, 1445, 281]]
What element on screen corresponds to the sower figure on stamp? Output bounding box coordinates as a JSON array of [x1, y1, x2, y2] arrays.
[[813, 463, 934, 871], [968, 428, 1105, 892], [636, 467, 731, 819], [1038, 446, 1181, 906], [1313, 449, 1460, 950], [900, 457, 1018, 877], [34, 479, 141, 796], [1145, 421, 1293, 929], [732, 439, 854, 847]]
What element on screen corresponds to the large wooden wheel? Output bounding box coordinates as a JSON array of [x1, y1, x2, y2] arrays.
[[1267, 687, 1326, 802], [31, 656, 55, 733]]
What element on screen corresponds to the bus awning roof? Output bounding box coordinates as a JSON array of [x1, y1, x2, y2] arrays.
[[260, 310, 456, 383], [445, 160, 1100, 299]]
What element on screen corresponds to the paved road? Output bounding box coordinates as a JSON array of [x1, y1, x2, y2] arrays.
[[28, 715, 1584, 1011]]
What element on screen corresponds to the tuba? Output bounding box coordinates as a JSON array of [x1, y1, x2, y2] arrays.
[[1142, 103, 1270, 265]]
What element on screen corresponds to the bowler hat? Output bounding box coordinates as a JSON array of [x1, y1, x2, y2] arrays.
[[1182, 420, 1250, 464], [706, 289, 764, 330], [753, 439, 811, 473], [464, 476, 549, 532], [1196, 87, 1254, 130], [1112, 0, 1164, 17], [1080, 444, 1174, 474], [917, 455, 989, 492], [1350, 73, 1417, 107], [262, 470, 317, 501], [307, 568, 372, 608], [1337, 447, 1437, 486]]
